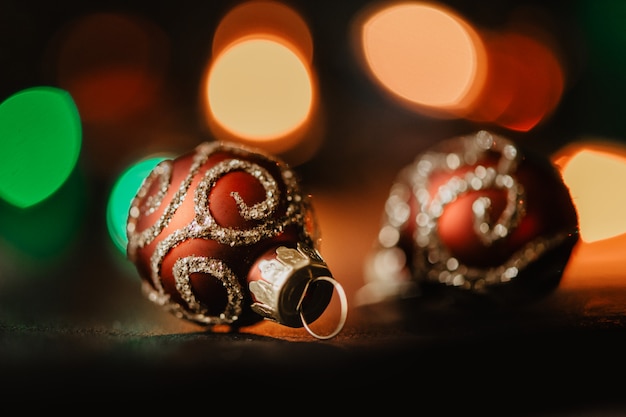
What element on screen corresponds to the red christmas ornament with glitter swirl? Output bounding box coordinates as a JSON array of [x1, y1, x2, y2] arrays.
[[361, 130, 579, 305], [126, 141, 346, 338]]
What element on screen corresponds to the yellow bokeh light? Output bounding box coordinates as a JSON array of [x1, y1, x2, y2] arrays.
[[555, 142, 626, 288], [558, 147, 626, 243], [206, 38, 313, 141]]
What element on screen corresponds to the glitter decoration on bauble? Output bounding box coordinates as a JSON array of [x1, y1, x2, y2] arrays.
[[359, 130, 579, 306], [126, 141, 347, 339]]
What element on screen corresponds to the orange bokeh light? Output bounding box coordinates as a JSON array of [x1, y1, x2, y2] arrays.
[[353, 1, 566, 132], [355, 1, 487, 117], [468, 30, 565, 132], [211, 0, 313, 64]]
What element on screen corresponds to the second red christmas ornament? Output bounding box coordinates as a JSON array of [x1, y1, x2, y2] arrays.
[[360, 130, 580, 306], [126, 141, 347, 339]]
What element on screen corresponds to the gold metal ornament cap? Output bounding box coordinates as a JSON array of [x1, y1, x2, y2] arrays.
[[248, 244, 348, 340]]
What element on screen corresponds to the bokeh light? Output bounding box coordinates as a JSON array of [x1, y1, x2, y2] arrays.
[[468, 29, 565, 132], [202, 0, 321, 164], [49, 12, 169, 125], [207, 38, 313, 140], [0, 166, 87, 273], [352, 0, 566, 132], [574, 0, 626, 136], [553, 140, 626, 243], [211, 0, 313, 63], [0, 86, 81, 208], [355, 1, 486, 116], [554, 138, 626, 288], [106, 154, 173, 255], [45, 11, 174, 179]]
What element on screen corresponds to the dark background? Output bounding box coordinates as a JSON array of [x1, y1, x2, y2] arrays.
[[1, 0, 626, 413]]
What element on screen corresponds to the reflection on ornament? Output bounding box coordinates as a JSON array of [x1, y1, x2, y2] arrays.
[[359, 130, 579, 306], [127, 141, 346, 339]]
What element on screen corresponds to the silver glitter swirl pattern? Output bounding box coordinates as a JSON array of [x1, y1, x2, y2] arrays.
[[173, 256, 243, 325], [414, 145, 526, 248], [372, 130, 570, 291], [193, 158, 282, 246], [127, 142, 218, 260], [127, 141, 312, 325], [141, 162, 172, 216]]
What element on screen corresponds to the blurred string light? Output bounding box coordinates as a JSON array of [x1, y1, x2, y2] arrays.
[[351, 0, 565, 132], [45, 11, 172, 178], [470, 29, 564, 132], [354, 1, 487, 116], [553, 140, 626, 243], [574, 0, 626, 135], [0, 168, 87, 271], [50, 12, 169, 125], [0, 86, 81, 208], [552, 139, 626, 287], [201, 0, 323, 165], [106, 154, 173, 256], [0, 86, 84, 274]]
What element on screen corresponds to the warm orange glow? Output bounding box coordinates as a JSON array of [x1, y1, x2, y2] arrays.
[[554, 141, 626, 288], [352, 1, 566, 131], [49, 12, 169, 124], [356, 1, 486, 116], [201, 1, 322, 165], [560, 233, 626, 288], [212, 0, 313, 64], [206, 38, 314, 141], [462, 32, 518, 124], [555, 143, 626, 243], [468, 30, 565, 132]]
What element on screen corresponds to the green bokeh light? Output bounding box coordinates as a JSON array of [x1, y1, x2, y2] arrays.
[[0, 165, 87, 267], [577, 0, 626, 71], [0, 86, 81, 208], [574, 0, 626, 136], [106, 155, 171, 255]]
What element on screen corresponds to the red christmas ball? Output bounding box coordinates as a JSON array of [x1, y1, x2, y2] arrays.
[[126, 141, 341, 331], [363, 130, 579, 303]]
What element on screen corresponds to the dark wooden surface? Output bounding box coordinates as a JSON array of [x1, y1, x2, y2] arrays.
[[2, 182, 626, 415], [2, 272, 626, 414], [1, 1, 625, 413]]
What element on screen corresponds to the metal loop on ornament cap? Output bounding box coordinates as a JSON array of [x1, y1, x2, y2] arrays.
[[297, 275, 348, 340], [249, 244, 348, 340]]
